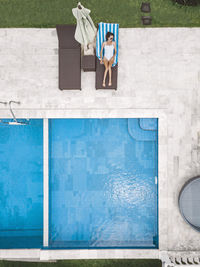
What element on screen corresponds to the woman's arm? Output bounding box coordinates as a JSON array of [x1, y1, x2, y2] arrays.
[[113, 41, 117, 57], [100, 42, 105, 63]]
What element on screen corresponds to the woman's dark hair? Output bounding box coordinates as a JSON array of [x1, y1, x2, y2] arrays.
[[106, 32, 114, 41]]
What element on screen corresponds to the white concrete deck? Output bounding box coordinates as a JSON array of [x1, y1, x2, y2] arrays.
[[0, 27, 200, 260]]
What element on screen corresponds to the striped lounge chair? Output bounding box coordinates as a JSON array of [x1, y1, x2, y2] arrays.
[[96, 22, 119, 90]]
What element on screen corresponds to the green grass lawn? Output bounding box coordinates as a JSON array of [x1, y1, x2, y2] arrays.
[[0, 0, 199, 27], [0, 260, 162, 267]]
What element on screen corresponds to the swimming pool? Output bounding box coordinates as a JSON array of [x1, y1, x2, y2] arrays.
[[0, 119, 43, 248], [49, 119, 158, 249], [0, 118, 158, 249]]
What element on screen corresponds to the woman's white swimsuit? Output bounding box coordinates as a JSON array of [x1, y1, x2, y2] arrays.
[[104, 44, 114, 61]]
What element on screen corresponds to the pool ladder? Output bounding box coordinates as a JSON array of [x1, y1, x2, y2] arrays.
[[0, 101, 29, 125]]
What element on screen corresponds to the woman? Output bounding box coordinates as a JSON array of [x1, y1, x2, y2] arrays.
[[100, 32, 117, 87]]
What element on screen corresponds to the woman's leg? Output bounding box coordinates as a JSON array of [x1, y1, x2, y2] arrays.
[[108, 58, 114, 86], [103, 58, 109, 87]]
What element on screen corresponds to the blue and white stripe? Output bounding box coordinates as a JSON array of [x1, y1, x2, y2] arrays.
[[96, 22, 119, 67]]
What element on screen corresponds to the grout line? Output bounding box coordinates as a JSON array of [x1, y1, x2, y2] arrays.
[[0, 107, 168, 110]]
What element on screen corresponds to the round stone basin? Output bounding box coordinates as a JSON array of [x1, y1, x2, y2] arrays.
[[179, 177, 200, 231]]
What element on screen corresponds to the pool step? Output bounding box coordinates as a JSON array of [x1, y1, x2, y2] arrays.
[[128, 118, 157, 141], [139, 118, 158, 131]]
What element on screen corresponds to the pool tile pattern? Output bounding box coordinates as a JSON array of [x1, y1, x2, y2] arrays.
[[49, 119, 158, 248]]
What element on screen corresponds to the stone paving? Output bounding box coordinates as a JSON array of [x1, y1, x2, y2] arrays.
[[0, 27, 200, 258]]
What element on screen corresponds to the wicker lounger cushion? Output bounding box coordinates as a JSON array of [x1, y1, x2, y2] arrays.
[[56, 25, 81, 90], [56, 25, 80, 49], [59, 49, 81, 90]]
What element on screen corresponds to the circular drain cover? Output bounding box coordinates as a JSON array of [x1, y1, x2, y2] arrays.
[[179, 177, 200, 231]]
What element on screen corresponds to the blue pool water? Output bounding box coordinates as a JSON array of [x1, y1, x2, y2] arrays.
[[0, 119, 43, 248], [49, 119, 158, 249]]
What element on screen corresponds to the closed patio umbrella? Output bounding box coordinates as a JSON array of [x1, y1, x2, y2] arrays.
[[72, 2, 97, 47]]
